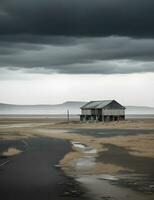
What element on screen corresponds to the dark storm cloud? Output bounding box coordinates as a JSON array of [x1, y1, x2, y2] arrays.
[[0, 0, 154, 38], [0, 0, 154, 75], [0, 41, 44, 55], [55, 61, 154, 74], [0, 35, 79, 46], [0, 37, 154, 74]]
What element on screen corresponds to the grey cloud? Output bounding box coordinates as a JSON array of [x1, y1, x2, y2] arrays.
[[0, 37, 154, 74], [0, 35, 79, 46], [56, 61, 154, 74], [0, 37, 154, 64], [0, 41, 44, 55], [0, 0, 154, 75], [0, 0, 154, 38], [6, 60, 154, 75]]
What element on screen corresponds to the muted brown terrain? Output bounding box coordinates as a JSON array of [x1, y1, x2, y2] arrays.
[[0, 116, 154, 198], [0, 116, 154, 129], [0, 117, 154, 173], [40, 118, 154, 130]]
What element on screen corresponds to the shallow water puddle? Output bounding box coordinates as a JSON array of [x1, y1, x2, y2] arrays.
[[70, 141, 97, 170], [72, 156, 96, 169], [85, 147, 97, 154], [98, 174, 119, 181], [71, 141, 87, 149], [76, 175, 154, 200], [71, 141, 97, 154]]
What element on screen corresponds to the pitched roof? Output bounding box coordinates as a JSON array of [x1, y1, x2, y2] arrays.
[[81, 100, 125, 109]]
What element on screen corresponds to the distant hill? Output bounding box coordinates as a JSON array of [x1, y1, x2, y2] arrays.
[[125, 106, 154, 115], [0, 101, 86, 114], [0, 102, 154, 115]]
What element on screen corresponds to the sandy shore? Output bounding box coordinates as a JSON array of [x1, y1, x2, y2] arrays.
[[0, 117, 154, 200]]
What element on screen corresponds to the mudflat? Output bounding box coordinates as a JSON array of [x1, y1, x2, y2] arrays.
[[0, 116, 154, 200], [0, 116, 154, 129], [0, 137, 88, 200]]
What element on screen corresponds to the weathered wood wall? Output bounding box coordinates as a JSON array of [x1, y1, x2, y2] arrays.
[[102, 109, 124, 116], [82, 108, 124, 116], [81, 109, 91, 115]]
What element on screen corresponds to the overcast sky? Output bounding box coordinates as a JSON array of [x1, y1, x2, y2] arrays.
[[0, 0, 154, 106]]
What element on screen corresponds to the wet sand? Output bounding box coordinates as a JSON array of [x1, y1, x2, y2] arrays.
[[0, 116, 154, 200], [77, 175, 154, 200], [97, 144, 154, 177], [0, 137, 88, 200]]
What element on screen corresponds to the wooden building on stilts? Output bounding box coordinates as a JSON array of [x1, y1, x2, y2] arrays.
[[80, 100, 125, 122]]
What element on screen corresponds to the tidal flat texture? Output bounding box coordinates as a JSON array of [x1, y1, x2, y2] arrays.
[[0, 137, 88, 200]]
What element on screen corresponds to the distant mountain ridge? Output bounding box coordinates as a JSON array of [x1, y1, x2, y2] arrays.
[[0, 102, 154, 115], [0, 101, 86, 114], [125, 106, 154, 115]]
